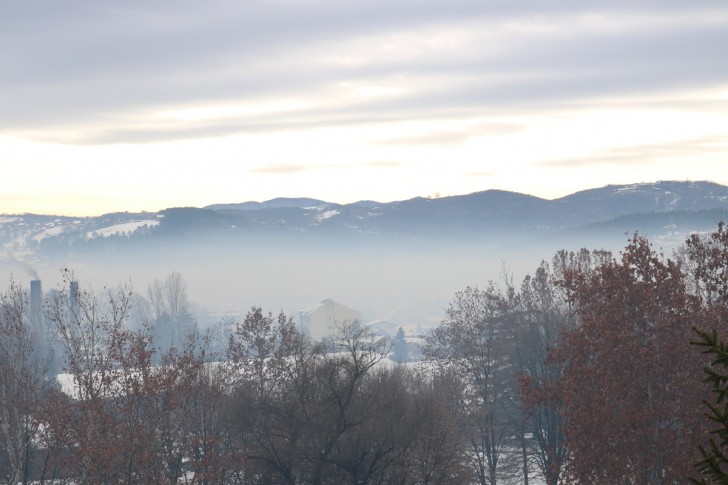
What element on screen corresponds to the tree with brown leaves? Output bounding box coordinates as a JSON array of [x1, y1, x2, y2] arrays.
[[555, 235, 707, 484]]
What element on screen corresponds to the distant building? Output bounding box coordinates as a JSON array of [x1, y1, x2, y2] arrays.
[[364, 319, 399, 339], [30, 279, 42, 328], [298, 299, 360, 340]]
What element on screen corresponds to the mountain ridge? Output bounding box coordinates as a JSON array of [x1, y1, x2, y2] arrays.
[[1, 181, 727, 263], [3, 180, 727, 323]]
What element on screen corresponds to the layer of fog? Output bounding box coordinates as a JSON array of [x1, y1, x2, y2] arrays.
[[0, 226, 673, 330]]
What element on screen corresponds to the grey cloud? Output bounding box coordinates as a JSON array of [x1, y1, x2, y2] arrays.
[[540, 134, 728, 167], [1, 0, 727, 140], [379, 123, 522, 146], [606, 98, 728, 114], [27, 110, 456, 145]]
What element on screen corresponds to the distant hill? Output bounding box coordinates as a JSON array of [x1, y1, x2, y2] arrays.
[[205, 197, 330, 211], [553, 181, 728, 221], [202, 180, 728, 235], [5, 180, 728, 328], [2, 181, 727, 262]]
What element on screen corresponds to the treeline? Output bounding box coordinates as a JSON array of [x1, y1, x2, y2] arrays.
[[0, 278, 468, 484], [1, 226, 727, 484]]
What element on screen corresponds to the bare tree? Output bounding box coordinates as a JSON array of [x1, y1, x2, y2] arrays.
[[137, 330, 230, 485], [305, 321, 392, 483], [514, 260, 572, 485], [148, 271, 194, 351], [0, 279, 49, 485], [424, 284, 518, 485], [43, 270, 141, 483], [223, 306, 474, 484], [225, 306, 313, 484], [403, 370, 472, 484]]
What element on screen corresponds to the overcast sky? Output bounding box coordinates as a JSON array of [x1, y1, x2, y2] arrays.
[[2, 0, 728, 216]]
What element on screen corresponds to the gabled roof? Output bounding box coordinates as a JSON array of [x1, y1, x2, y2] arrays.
[[298, 298, 357, 317]]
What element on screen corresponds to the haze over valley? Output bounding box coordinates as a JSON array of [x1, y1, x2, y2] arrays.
[[2, 180, 726, 328]]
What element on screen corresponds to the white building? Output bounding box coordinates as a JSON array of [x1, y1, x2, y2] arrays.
[[298, 299, 360, 340]]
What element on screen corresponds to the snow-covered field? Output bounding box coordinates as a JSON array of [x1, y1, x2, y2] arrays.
[[315, 209, 340, 223], [32, 225, 66, 242], [86, 220, 159, 239]]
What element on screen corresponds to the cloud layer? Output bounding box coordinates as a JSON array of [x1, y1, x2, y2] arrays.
[[2, 0, 728, 215], [3, 1, 727, 142]]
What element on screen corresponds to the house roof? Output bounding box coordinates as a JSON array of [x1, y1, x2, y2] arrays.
[[298, 298, 357, 317]]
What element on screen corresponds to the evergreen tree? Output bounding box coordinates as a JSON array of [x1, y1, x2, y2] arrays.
[[692, 328, 728, 484], [684, 223, 728, 484], [393, 326, 408, 363]]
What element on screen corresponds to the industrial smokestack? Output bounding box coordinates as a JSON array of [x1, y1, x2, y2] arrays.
[[30, 279, 42, 327]]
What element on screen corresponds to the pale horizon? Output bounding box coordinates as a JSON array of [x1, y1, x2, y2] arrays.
[[0, 178, 722, 218]]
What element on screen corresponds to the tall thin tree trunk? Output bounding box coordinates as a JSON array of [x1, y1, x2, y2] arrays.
[[521, 426, 529, 485]]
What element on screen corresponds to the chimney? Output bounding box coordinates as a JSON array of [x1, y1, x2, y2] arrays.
[[30, 279, 42, 327]]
